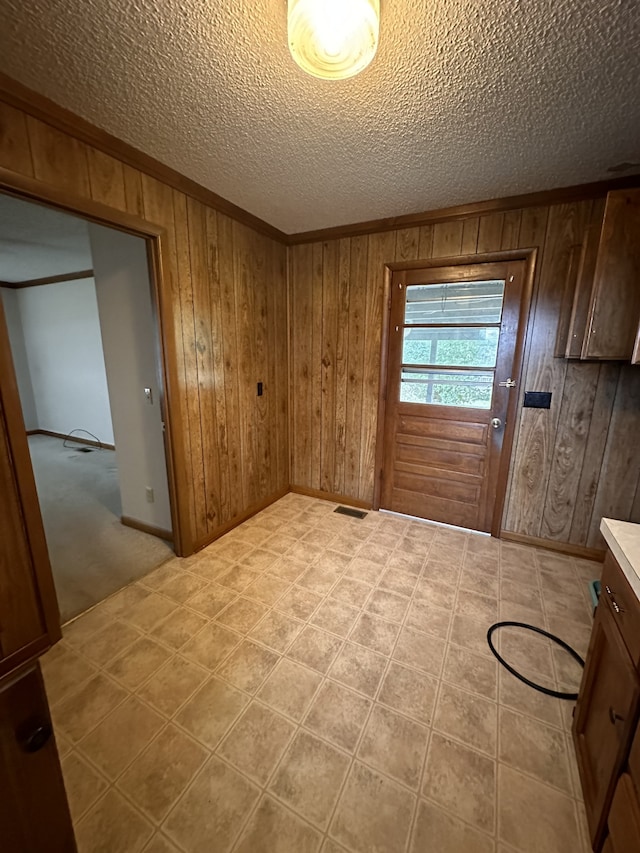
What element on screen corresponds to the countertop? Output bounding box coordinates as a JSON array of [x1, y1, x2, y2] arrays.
[[601, 518, 640, 601]]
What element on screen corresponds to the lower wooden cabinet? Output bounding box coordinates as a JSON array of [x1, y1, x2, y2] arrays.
[[0, 664, 76, 852], [574, 546, 640, 851], [607, 773, 640, 853], [574, 596, 640, 847]]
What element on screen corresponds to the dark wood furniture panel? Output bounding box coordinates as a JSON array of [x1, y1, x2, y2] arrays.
[[573, 589, 640, 849], [582, 189, 640, 360], [630, 723, 640, 781], [607, 773, 640, 853], [0, 665, 76, 852]]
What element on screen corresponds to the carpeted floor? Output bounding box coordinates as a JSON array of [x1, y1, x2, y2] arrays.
[[28, 434, 174, 623]]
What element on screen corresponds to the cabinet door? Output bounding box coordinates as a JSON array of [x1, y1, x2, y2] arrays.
[[0, 297, 61, 679], [0, 664, 76, 852], [608, 773, 640, 853], [582, 188, 640, 360], [564, 198, 606, 359], [573, 600, 640, 849]]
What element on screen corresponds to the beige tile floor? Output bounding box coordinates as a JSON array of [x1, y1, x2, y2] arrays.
[[42, 493, 599, 853]]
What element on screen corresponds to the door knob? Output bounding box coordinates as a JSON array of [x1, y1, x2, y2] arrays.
[[16, 719, 53, 753], [491, 418, 502, 429]]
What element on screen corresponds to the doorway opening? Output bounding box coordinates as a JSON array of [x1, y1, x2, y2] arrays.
[[376, 253, 535, 536], [0, 192, 177, 622]]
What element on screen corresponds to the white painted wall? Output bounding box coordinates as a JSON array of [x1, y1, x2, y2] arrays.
[[0, 287, 38, 430], [14, 278, 115, 444], [89, 224, 172, 533]]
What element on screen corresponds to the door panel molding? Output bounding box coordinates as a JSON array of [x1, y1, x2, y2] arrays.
[[373, 249, 537, 537]]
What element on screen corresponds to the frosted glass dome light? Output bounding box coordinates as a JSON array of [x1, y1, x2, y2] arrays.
[[288, 0, 380, 80]]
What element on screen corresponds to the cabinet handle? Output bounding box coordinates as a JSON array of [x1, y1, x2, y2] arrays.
[[611, 599, 624, 614], [609, 707, 624, 726], [605, 585, 613, 596]]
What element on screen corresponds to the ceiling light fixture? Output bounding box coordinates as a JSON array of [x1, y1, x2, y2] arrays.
[[288, 0, 380, 81]]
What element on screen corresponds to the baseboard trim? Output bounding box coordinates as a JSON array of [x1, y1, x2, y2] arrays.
[[27, 428, 115, 451], [192, 486, 290, 552], [289, 485, 372, 510], [121, 516, 173, 543], [500, 530, 605, 562]]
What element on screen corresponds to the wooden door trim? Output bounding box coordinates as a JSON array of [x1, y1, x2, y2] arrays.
[[0, 165, 191, 557], [0, 299, 60, 659], [373, 248, 538, 540]]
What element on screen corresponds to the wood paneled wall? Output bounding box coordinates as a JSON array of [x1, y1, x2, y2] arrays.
[[3, 91, 638, 555], [289, 203, 640, 550], [0, 101, 289, 553]]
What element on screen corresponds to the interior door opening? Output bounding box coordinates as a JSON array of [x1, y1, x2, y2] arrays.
[[0, 192, 176, 622], [378, 257, 532, 536]]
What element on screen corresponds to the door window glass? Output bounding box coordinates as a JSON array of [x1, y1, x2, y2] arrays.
[[401, 279, 505, 409], [405, 280, 505, 325], [400, 368, 494, 408], [402, 327, 499, 368]]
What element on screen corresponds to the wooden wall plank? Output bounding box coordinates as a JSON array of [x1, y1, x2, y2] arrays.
[[500, 210, 522, 250], [290, 244, 313, 488], [233, 221, 260, 508], [504, 202, 590, 535], [87, 148, 127, 211], [217, 214, 244, 520], [344, 236, 368, 497], [273, 242, 289, 492], [431, 221, 463, 258], [477, 213, 505, 253], [123, 164, 145, 218], [418, 225, 434, 258], [395, 227, 420, 261], [320, 240, 339, 493], [461, 217, 480, 254], [173, 190, 208, 542], [569, 363, 620, 544], [0, 102, 33, 175], [310, 243, 324, 491], [333, 238, 351, 494], [26, 117, 90, 196], [587, 366, 640, 547], [252, 232, 271, 500], [186, 197, 220, 534], [359, 231, 396, 501], [539, 362, 599, 541], [204, 207, 231, 524]]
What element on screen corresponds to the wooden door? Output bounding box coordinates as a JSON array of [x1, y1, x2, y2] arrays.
[[573, 599, 640, 849], [380, 260, 527, 534]]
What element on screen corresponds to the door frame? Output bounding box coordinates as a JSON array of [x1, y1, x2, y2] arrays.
[[0, 165, 191, 563], [373, 248, 538, 537]]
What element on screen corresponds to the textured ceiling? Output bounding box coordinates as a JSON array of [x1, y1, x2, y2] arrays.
[[0, 194, 92, 281], [0, 0, 639, 233]]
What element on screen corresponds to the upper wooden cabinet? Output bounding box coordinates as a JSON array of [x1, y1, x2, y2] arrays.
[[556, 189, 640, 362]]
